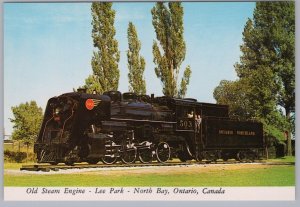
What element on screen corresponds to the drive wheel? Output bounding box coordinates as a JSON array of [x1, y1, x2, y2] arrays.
[[237, 151, 247, 162], [248, 151, 256, 162], [138, 148, 153, 164], [87, 159, 99, 164], [156, 142, 171, 163], [64, 161, 74, 166], [203, 151, 217, 162], [177, 151, 187, 162], [121, 147, 137, 164], [101, 156, 117, 165], [50, 161, 59, 165], [223, 157, 229, 162], [195, 153, 203, 162]]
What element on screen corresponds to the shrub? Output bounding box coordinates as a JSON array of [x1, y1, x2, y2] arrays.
[[14, 152, 27, 163], [4, 150, 28, 163]]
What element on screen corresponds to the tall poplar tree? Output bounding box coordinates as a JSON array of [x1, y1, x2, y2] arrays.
[[151, 2, 191, 97], [85, 2, 120, 94], [127, 22, 146, 95], [214, 2, 295, 154]]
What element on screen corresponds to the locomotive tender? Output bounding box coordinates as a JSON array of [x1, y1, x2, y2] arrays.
[[34, 90, 265, 165]]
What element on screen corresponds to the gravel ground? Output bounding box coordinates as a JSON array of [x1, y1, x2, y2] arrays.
[[4, 162, 268, 176]]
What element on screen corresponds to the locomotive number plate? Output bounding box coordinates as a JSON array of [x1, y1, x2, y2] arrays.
[[177, 118, 194, 130]]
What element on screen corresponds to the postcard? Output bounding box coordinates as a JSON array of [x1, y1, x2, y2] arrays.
[[2, 1, 296, 203]]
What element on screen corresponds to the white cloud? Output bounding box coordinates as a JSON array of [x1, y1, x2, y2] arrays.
[[5, 3, 91, 27], [115, 10, 146, 22]]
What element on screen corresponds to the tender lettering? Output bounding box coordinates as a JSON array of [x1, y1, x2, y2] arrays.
[[219, 130, 234, 135], [237, 131, 256, 136], [219, 130, 256, 136]]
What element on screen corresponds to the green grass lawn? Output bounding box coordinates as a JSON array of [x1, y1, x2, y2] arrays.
[[4, 156, 295, 187], [4, 165, 294, 187], [4, 162, 35, 170], [267, 156, 295, 163]]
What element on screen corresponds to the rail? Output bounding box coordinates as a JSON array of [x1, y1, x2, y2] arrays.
[[20, 160, 294, 172]]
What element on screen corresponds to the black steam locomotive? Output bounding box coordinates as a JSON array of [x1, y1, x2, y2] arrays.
[[34, 90, 265, 165]]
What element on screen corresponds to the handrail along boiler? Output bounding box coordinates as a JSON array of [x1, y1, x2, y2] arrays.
[[34, 90, 265, 165]]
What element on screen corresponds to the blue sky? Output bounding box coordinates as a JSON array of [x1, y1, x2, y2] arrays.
[[4, 2, 255, 135]]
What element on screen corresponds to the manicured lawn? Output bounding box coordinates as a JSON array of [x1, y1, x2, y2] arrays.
[[4, 165, 294, 187], [267, 156, 295, 163], [4, 162, 34, 170]]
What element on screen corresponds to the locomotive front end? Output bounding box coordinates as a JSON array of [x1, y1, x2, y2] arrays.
[[34, 95, 79, 164], [34, 92, 111, 165]]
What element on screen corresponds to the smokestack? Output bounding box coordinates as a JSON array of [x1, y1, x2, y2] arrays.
[[77, 88, 87, 93], [151, 94, 154, 100]]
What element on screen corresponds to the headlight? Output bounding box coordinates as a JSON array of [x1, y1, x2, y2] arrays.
[[55, 108, 60, 114]]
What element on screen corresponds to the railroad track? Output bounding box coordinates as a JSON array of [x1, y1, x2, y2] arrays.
[[20, 160, 294, 172], [20, 161, 192, 172]]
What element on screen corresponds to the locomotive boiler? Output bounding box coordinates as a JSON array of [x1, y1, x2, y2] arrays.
[[34, 90, 265, 165]]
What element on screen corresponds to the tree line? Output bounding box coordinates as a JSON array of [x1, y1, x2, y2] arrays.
[[10, 2, 294, 156]]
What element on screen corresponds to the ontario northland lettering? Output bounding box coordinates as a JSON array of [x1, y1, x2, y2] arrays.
[[219, 129, 256, 136]]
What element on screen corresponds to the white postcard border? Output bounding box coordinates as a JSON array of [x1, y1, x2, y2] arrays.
[[4, 187, 295, 201]]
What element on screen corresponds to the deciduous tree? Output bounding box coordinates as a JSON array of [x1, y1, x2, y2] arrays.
[[85, 2, 120, 94], [236, 2, 295, 155], [10, 101, 43, 152], [213, 79, 252, 120], [151, 2, 191, 97], [127, 22, 146, 95], [214, 2, 295, 152]]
